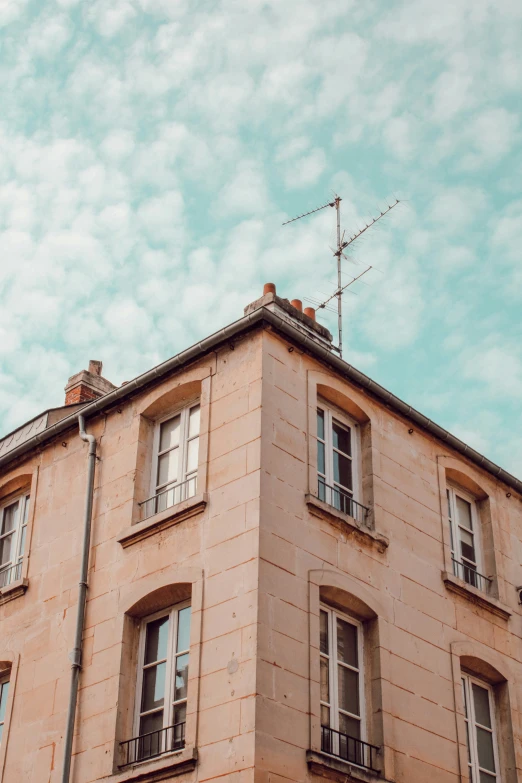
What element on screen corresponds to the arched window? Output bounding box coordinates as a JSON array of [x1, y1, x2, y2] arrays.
[[451, 642, 518, 783], [308, 570, 391, 779], [115, 569, 202, 773]]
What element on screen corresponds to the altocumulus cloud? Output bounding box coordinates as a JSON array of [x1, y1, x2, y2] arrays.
[[0, 0, 521, 476]]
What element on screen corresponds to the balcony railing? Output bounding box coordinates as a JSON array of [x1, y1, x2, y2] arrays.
[[0, 561, 23, 589], [321, 725, 379, 772], [452, 558, 492, 594], [120, 722, 185, 767], [139, 476, 197, 521], [318, 479, 368, 526]]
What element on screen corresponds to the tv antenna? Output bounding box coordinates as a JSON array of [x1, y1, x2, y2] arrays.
[[282, 195, 400, 358]]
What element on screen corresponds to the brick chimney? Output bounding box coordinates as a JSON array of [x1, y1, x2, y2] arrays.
[[64, 360, 117, 406]]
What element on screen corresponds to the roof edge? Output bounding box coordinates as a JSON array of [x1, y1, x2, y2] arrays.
[[1, 307, 520, 496]]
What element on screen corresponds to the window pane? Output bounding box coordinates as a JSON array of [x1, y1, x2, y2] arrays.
[[321, 704, 330, 727], [332, 421, 351, 456], [472, 683, 492, 729], [337, 619, 358, 667], [22, 496, 30, 525], [145, 617, 169, 664], [173, 703, 186, 748], [0, 724, 3, 744], [447, 490, 452, 520], [456, 495, 473, 530], [142, 663, 166, 712], [1, 502, 18, 535], [479, 773, 496, 783], [157, 449, 178, 488], [317, 442, 325, 475], [174, 653, 189, 702], [159, 416, 180, 452], [460, 528, 476, 563], [177, 607, 191, 653], [339, 712, 361, 739], [338, 666, 359, 716], [18, 526, 27, 559], [333, 452, 353, 491], [320, 610, 329, 655], [317, 409, 325, 440], [476, 727, 496, 773], [140, 710, 164, 734], [0, 535, 13, 567], [185, 437, 199, 475], [0, 682, 9, 723], [320, 657, 329, 703], [188, 406, 200, 438]]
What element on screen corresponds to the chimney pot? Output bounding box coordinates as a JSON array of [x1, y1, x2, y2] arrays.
[[88, 360, 103, 376], [304, 307, 316, 321], [263, 283, 276, 295], [290, 299, 303, 312]]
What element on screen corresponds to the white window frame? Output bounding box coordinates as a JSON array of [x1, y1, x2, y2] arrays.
[[320, 604, 366, 747], [134, 601, 191, 748], [462, 672, 501, 783], [0, 673, 9, 745], [317, 400, 361, 512], [447, 484, 484, 583], [0, 493, 30, 589], [148, 402, 200, 513]]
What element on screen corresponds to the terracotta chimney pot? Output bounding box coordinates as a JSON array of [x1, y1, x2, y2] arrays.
[[304, 307, 316, 321], [263, 282, 276, 295], [291, 299, 303, 312]]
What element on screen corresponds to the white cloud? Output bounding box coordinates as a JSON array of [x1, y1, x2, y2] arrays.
[[214, 162, 271, 218]]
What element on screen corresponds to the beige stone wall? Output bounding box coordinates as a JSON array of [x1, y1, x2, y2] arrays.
[[256, 330, 522, 783], [0, 334, 263, 783], [0, 323, 521, 783]]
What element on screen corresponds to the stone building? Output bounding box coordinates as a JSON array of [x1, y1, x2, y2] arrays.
[[0, 284, 521, 783]]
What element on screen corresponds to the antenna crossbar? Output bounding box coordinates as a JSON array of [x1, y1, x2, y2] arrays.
[[282, 200, 335, 226], [282, 193, 400, 358]]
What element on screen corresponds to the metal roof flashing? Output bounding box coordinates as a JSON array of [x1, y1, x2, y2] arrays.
[[0, 306, 521, 497]]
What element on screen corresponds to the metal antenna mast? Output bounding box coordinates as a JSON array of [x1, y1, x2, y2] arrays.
[[283, 195, 400, 358]]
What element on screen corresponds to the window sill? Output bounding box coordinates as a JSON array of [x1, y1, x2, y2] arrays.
[[442, 571, 511, 620], [306, 750, 387, 783], [306, 495, 389, 553], [111, 747, 197, 782], [0, 577, 28, 606], [117, 494, 208, 548]]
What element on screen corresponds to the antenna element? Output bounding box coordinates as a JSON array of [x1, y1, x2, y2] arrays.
[[283, 195, 400, 357]]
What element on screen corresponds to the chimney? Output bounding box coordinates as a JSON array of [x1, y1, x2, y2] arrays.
[[244, 284, 333, 350], [64, 360, 117, 406]]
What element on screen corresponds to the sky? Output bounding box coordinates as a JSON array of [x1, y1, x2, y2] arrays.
[[0, 0, 521, 476]]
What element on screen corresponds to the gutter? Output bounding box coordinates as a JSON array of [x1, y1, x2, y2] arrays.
[[0, 307, 521, 497], [61, 415, 97, 783]]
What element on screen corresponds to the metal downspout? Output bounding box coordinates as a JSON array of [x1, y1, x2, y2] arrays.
[[61, 414, 97, 783]]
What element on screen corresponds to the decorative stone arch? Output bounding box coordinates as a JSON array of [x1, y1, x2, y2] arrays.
[[113, 567, 204, 772], [450, 640, 519, 783], [436, 455, 506, 605], [306, 370, 382, 532], [308, 569, 393, 780], [132, 362, 214, 524], [0, 651, 20, 780]]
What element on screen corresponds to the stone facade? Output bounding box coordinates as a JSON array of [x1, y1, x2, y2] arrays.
[[0, 295, 521, 783]]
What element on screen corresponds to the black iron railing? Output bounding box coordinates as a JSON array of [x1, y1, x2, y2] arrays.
[[452, 558, 491, 594], [318, 479, 368, 525], [0, 561, 22, 589], [139, 476, 197, 520], [120, 722, 185, 767], [321, 725, 379, 772]]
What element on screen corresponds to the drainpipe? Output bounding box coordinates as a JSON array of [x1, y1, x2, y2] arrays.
[[61, 414, 97, 783]]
